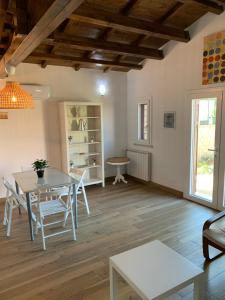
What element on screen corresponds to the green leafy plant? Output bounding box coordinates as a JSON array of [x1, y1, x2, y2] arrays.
[[32, 159, 48, 171]]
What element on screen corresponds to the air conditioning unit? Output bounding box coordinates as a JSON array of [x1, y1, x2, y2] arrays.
[[21, 84, 51, 100]]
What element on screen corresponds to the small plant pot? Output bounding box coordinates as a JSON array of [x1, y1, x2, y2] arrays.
[[37, 170, 44, 178]]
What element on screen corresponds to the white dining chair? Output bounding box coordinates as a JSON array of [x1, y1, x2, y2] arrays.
[[61, 168, 90, 227], [2, 178, 27, 236], [35, 186, 76, 250], [52, 168, 90, 221], [71, 168, 90, 214]]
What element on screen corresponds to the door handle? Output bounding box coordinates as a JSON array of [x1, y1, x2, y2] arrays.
[[208, 148, 218, 152]]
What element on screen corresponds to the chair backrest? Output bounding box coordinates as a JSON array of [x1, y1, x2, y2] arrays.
[[71, 168, 86, 191], [2, 177, 26, 209], [3, 177, 18, 199], [37, 185, 73, 211]]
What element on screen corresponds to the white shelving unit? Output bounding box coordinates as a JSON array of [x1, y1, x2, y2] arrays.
[[59, 102, 105, 187]]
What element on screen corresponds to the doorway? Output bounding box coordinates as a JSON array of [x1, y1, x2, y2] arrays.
[[185, 91, 223, 209]]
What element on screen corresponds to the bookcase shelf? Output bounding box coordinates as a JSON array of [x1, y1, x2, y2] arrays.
[[59, 102, 105, 187]]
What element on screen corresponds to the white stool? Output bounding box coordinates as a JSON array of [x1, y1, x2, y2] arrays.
[[107, 157, 130, 185]]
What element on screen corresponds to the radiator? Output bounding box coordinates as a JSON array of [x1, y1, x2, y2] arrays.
[[126, 149, 151, 181]]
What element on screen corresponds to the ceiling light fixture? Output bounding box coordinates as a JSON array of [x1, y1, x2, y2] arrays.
[[99, 84, 106, 96], [0, 81, 34, 109]]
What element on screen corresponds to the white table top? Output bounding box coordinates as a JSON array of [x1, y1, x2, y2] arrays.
[[13, 167, 78, 193], [110, 240, 203, 300]]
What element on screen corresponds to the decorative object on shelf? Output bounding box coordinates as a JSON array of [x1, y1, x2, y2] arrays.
[[68, 135, 73, 143], [78, 119, 88, 131], [71, 119, 79, 130], [92, 159, 96, 166], [70, 160, 74, 168], [32, 159, 48, 178], [164, 112, 176, 129], [83, 119, 88, 130], [0, 81, 34, 109], [202, 30, 225, 85], [90, 137, 94, 143], [71, 106, 78, 117]]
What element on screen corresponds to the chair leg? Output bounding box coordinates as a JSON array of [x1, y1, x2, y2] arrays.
[[63, 211, 69, 227], [6, 206, 13, 237], [35, 218, 39, 235], [40, 218, 46, 250], [18, 206, 22, 215], [70, 209, 76, 241], [203, 236, 210, 260], [82, 186, 90, 215], [3, 202, 9, 225]]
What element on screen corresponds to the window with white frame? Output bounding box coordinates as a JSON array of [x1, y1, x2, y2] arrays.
[[137, 99, 152, 145]]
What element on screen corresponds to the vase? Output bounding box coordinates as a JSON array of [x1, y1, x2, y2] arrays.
[[37, 170, 44, 178]]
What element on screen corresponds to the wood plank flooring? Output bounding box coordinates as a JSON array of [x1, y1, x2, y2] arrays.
[[0, 179, 224, 299]]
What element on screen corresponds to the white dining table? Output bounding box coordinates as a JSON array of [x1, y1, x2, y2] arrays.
[[13, 167, 79, 241]]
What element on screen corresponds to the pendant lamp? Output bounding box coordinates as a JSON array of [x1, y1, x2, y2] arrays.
[[0, 81, 34, 109]]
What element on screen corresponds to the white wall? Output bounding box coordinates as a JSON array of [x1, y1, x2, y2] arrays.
[[127, 11, 225, 192], [0, 64, 127, 197]]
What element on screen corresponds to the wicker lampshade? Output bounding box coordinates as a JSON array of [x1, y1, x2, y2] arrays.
[[0, 81, 34, 109]]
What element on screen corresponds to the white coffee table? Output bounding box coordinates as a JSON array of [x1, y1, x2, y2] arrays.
[[109, 240, 203, 300]]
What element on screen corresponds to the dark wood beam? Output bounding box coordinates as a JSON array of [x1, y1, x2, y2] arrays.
[[74, 63, 80, 71], [52, 34, 164, 59], [120, 0, 139, 15], [179, 0, 224, 14], [157, 2, 183, 23], [0, 0, 85, 78], [98, 0, 141, 71], [41, 60, 48, 68], [27, 53, 143, 70], [70, 6, 190, 42], [103, 67, 110, 73], [215, 0, 225, 4]]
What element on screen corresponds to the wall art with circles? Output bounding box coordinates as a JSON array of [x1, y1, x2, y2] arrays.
[[202, 31, 225, 85]]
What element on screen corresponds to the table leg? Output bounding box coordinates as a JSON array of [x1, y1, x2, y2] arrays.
[[15, 181, 22, 215], [113, 166, 128, 185], [193, 276, 202, 300], [110, 263, 119, 300], [26, 192, 34, 241], [73, 184, 78, 229]]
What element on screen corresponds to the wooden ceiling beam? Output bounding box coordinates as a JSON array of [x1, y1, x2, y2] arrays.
[[0, 0, 85, 78], [120, 0, 139, 15], [157, 2, 184, 23], [27, 53, 143, 70], [179, 0, 224, 14], [100, 0, 141, 71], [70, 6, 190, 42], [215, 0, 225, 4], [52, 34, 164, 59], [41, 60, 48, 68], [74, 63, 81, 71]]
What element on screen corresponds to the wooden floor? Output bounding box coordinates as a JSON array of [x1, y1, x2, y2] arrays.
[[0, 179, 225, 300]]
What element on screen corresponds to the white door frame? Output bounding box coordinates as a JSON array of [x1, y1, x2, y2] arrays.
[[184, 88, 225, 210]]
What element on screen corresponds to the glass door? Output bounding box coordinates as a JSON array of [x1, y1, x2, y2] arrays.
[[186, 92, 222, 208]]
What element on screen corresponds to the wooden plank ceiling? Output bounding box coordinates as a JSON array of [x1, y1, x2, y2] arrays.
[[0, 0, 224, 75]]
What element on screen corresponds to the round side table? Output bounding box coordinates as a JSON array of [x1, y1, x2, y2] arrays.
[[106, 157, 130, 185]]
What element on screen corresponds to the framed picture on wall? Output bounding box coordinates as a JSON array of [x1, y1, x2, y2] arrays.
[[164, 112, 176, 129]]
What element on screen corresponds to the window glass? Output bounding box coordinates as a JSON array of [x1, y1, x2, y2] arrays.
[[138, 103, 148, 141]]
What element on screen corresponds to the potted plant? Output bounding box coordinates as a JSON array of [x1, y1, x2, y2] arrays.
[[32, 159, 48, 178]]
